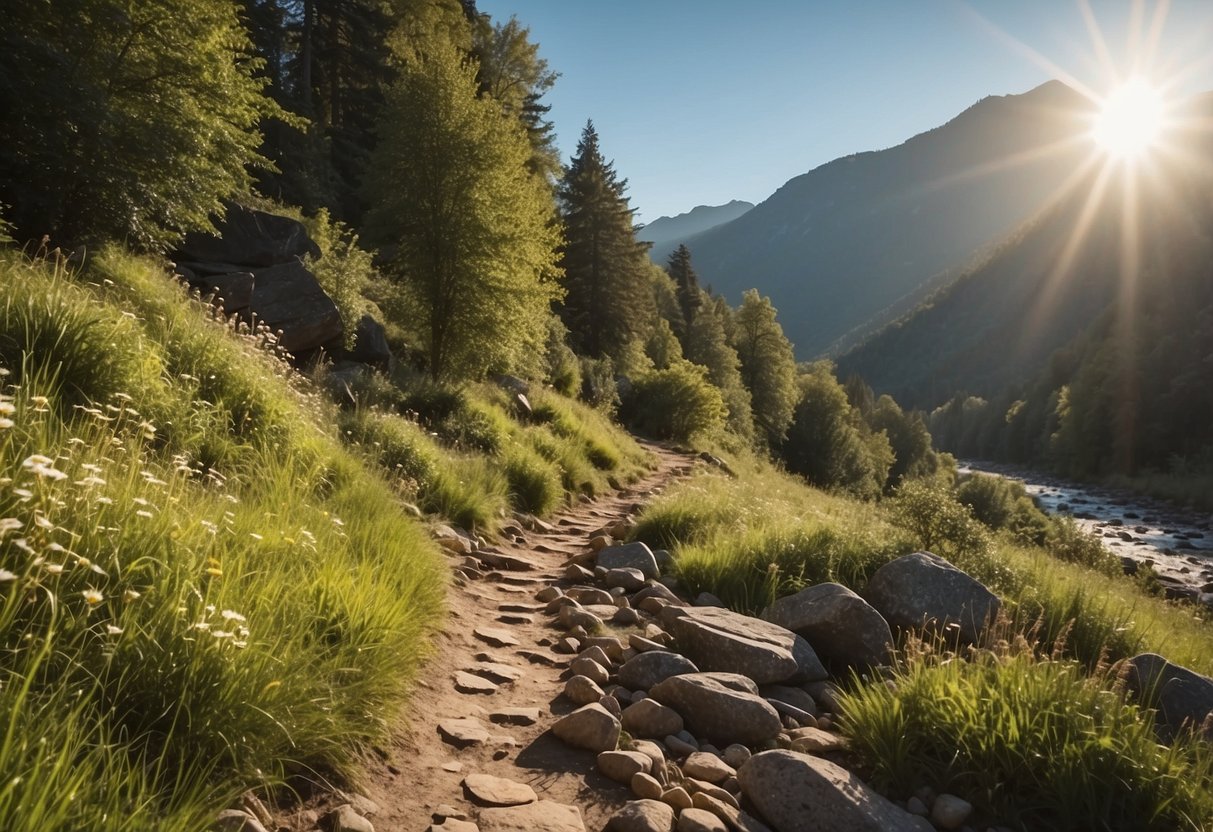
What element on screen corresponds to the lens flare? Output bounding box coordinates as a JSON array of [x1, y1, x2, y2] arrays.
[[1092, 78, 1165, 159]]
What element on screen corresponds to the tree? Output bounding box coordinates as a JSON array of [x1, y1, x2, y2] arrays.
[[558, 122, 652, 359], [364, 43, 561, 380], [868, 394, 939, 489], [0, 0, 280, 249], [683, 299, 754, 443], [733, 289, 798, 448], [666, 244, 702, 335]]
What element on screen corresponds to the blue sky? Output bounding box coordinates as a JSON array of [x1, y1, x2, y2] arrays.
[[475, 1, 1213, 223]]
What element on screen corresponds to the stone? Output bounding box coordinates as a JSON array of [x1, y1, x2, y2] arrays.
[[598, 542, 661, 579], [618, 651, 700, 692], [629, 634, 667, 653], [694, 592, 725, 607], [241, 792, 274, 827], [1124, 653, 1213, 740], [578, 645, 614, 667], [632, 738, 667, 767], [463, 773, 537, 807], [249, 261, 343, 354], [346, 314, 391, 369], [438, 718, 491, 747], [601, 694, 624, 718], [177, 203, 320, 267], [722, 744, 751, 768], [472, 662, 525, 683], [622, 698, 685, 738], [552, 703, 621, 752], [761, 685, 817, 716], [607, 567, 649, 592], [787, 727, 846, 754], [650, 673, 783, 746], [585, 636, 627, 661], [633, 584, 684, 606], [474, 626, 520, 647], [429, 820, 478, 832], [598, 750, 653, 783], [605, 799, 676, 832], [566, 564, 595, 582], [761, 583, 893, 668], [569, 656, 611, 686], [568, 586, 616, 606], [536, 586, 563, 603], [614, 607, 642, 626], [738, 750, 932, 832], [929, 794, 972, 830], [195, 271, 255, 313], [632, 771, 665, 799], [664, 606, 826, 685], [565, 674, 607, 706], [690, 793, 773, 832], [454, 671, 499, 694], [556, 637, 581, 655], [478, 800, 586, 832], [682, 752, 735, 784], [905, 797, 928, 816], [863, 552, 1001, 644], [677, 808, 728, 832], [664, 734, 698, 758], [804, 681, 843, 715], [490, 707, 541, 726], [662, 787, 693, 811], [216, 809, 268, 832], [441, 761, 464, 772], [320, 804, 375, 832]]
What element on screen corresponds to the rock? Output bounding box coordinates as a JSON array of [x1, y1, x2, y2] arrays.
[[569, 656, 610, 686], [438, 717, 491, 747], [634, 584, 684, 606], [249, 261, 343, 354], [216, 809, 268, 832], [664, 607, 826, 685], [662, 787, 693, 811], [804, 680, 843, 715], [194, 271, 255, 314], [565, 674, 606, 706], [863, 552, 1000, 644], [585, 636, 627, 661], [761, 686, 817, 716], [1124, 653, 1213, 740], [475, 626, 521, 648], [787, 727, 846, 754], [738, 750, 931, 832], [929, 794, 972, 830], [177, 202, 320, 267], [321, 804, 375, 832], [463, 773, 537, 807], [478, 800, 586, 832], [605, 799, 676, 832], [677, 808, 728, 832], [344, 314, 391, 369], [614, 607, 642, 626], [552, 703, 621, 752], [601, 693, 624, 718], [453, 671, 498, 694], [578, 644, 614, 667], [537, 586, 563, 603], [629, 634, 668, 653], [693, 592, 725, 607], [618, 651, 700, 691], [622, 698, 685, 738], [607, 567, 648, 591], [598, 750, 653, 783], [683, 752, 735, 784], [568, 586, 616, 606], [689, 793, 773, 832], [599, 542, 661, 579], [722, 743, 751, 768], [566, 563, 595, 582], [664, 733, 697, 758], [649, 673, 782, 745], [429, 820, 478, 832], [490, 707, 541, 726], [632, 771, 665, 799], [905, 797, 928, 816], [761, 583, 893, 668]]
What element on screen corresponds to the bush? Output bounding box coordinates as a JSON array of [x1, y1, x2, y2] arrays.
[[503, 442, 563, 515], [890, 479, 991, 561], [622, 361, 726, 445], [579, 355, 620, 412]]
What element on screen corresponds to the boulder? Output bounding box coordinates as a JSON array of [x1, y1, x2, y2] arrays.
[[599, 542, 661, 579], [1124, 653, 1213, 740], [663, 606, 826, 685], [551, 703, 620, 752], [598, 750, 652, 783], [617, 651, 699, 692], [346, 314, 392, 369], [649, 673, 782, 746], [479, 800, 586, 832], [605, 800, 675, 832], [863, 552, 1000, 644], [194, 271, 254, 313], [249, 261, 343, 354], [738, 750, 932, 832], [621, 698, 684, 738], [177, 202, 320, 267], [761, 583, 892, 668]]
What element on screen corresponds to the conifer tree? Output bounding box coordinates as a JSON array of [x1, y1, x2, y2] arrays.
[[666, 244, 702, 335], [558, 122, 652, 359], [684, 299, 755, 442], [364, 43, 561, 380], [733, 289, 799, 448]]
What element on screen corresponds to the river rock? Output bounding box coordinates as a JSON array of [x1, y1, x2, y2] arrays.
[[565, 674, 606, 706], [621, 698, 684, 738], [863, 552, 1000, 643], [738, 750, 932, 832], [930, 794, 972, 830], [649, 673, 782, 745], [761, 583, 893, 668], [677, 808, 727, 832], [605, 800, 675, 832], [463, 773, 537, 807], [607, 567, 648, 591], [663, 606, 826, 684], [682, 752, 735, 784], [250, 260, 343, 354], [479, 800, 585, 832], [1124, 653, 1213, 740], [598, 542, 661, 579], [631, 772, 665, 799], [618, 651, 700, 691], [552, 703, 620, 752], [320, 804, 374, 832], [569, 656, 610, 686], [598, 750, 652, 783]]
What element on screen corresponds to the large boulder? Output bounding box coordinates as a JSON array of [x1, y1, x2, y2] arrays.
[[762, 583, 892, 668], [663, 606, 826, 684], [190, 271, 255, 314], [598, 542, 660, 579], [863, 552, 1000, 644], [1124, 653, 1213, 740], [177, 202, 320, 267], [648, 672, 782, 746], [345, 313, 392, 370], [738, 750, 932, 832], [249, 261, 343, 354]]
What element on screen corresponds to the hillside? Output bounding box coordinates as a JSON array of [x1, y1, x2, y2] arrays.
[[679, 80, 1096, 356], [639, 200, 754, 264]]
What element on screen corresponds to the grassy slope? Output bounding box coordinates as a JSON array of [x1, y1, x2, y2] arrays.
[[0, 247, 647, 830]]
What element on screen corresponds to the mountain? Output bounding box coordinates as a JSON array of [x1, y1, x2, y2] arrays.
[[638, 200, 754, 263], [679, 80, 1097, 357]]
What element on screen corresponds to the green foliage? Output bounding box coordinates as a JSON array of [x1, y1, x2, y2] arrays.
[[365, 43, 562, 380], [623, 361, 727, 445], [579, 355, 621, 412], [890, 478, 991, 560], [503, 442, 563, 514], [666, 243, 702, 335], [867, 394, 939, 488], [543, 317, 582, 396], [1044, 516, 1120, 573], [682, 297, 754, 443], [644, 317, 684, 370], [732, 289, 798, 449], [841, 649, 1213, 831], [0, 0, 280, 248], [303, 209, 379, 348]]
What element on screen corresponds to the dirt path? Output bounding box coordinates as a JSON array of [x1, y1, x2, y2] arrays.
[[365, 441, 697, 831]]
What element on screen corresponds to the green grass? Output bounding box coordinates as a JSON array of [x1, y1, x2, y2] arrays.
[[0, 249, 447, 830]]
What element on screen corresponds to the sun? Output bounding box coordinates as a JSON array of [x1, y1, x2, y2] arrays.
[[1092, 78, 1166, 159]]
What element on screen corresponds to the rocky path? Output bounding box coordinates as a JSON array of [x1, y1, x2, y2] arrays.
[[364, 441, 698, 831]]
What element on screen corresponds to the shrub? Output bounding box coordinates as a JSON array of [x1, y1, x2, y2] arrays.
[[890, 478, 991, 561], [503, 442, 563, 515], [622, 361, 726, 445]]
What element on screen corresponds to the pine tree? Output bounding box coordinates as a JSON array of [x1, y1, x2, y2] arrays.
[[733, 289, 799, 448], [558, 122, 652, 359], [666, 244, 702, 335], [684, 299, 754, 443], [364, 43, 561, 380]]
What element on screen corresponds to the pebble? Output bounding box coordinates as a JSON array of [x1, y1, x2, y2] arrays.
[[721, 744, 751, 768]]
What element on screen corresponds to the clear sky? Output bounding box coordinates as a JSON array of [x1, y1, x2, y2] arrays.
[[475, 1, 1213, 224]]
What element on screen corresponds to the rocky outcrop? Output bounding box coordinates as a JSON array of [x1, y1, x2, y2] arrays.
[[247, 261, 343, 354], [761, 583, 892, 668], [863, 552, 1000, 643], [1124, 653, 1213, 740], [178, 202, 319, 267], [663, 606, 826, 684]]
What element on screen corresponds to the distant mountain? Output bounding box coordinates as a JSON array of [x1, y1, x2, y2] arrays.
[[638, 200, 754, 263], [680, 80, 1097, 357]]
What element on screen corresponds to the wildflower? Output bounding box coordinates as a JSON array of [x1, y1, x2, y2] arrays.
[[95, 496, 114, 505], [81, 464, 102, 474], [220, 609, 246, 623], [135, 510, 153, 519], [193, 621, 211, 631], [44, 564, 64, 575], [0, 569, 16, 582], [82, 589, 103, 606], [0, 518, 22, 536], [34, 515, 53, 530], [0, 419, 12, 430], [249, 532, 263, 541], [211, 630, 234, 639], [30, 396, 49, 411], [123, 589, 141, 603], [76, 476, 107, 488], [0, 401, 13, 416], [205, 566, 223, 578], [67, 437, 85, 446], [105, 625, 123, 636]]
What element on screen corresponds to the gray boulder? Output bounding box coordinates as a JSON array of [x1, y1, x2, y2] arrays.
[[663, 606, 826, 684], [649, 672, 782, 746], [178, 202, 320, 267], [863, 552, 1000, 644], [617, 651, 699, 691], [195, 271, 254, 314], [250, 261, 343, 354], [346, 314, 392, 369], [738, 750, 932, 832], [762, 583, 892, 667], [598, 542, 661, 579], [620, 698, 684, 738], [1124, 653, 1213, 740]]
